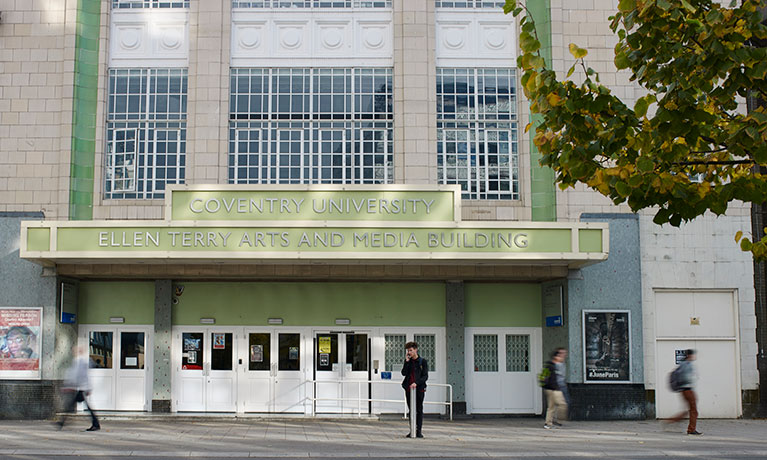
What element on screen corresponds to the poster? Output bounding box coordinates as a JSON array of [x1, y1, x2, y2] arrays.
[[213, 333, 225, 350], [0, 308, 42, 379], [250, 345, 263, 363], [583, 310, 631, 383], [181, 333, 202, 370], [319, 353, 329, 367], [675, 349, 689, 365], [288, 346, 299, 360], [318, 336, 331, 354]]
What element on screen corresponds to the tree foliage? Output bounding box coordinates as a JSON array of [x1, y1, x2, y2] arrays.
[[504, 0, 767, 260]]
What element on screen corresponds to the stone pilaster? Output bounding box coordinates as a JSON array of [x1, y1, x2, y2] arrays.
[[393, 0, 437, 184], [152, 280, 173, 412], [446, 281, 466, 413]]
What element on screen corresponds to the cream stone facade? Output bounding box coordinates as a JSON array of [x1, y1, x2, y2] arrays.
[[0, 0, 760, 420]]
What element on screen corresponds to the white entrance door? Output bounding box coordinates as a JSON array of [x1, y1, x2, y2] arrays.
[[655, 290, 741, 418], [465, 327, 542, 414], [82, 326, 152, 411], [314, 331, 370, 413], [174, 327, 238, 412], [242, 329, 305, 413], [375, 329, 446, 415]]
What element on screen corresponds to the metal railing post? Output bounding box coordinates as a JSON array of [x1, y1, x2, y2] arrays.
[[449, 384, 453, 421], [358, 380, 362, 418], [409, 385, 416, 438]]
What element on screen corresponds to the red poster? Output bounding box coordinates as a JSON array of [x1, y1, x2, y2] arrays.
[[0, 309, 41, 371]]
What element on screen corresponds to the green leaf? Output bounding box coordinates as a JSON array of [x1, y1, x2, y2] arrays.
[[615, 52, 630, 70], [569, 43, 588, 59], [735, 231, 743, 242], [741, 238, 753, 251], [635, 97, 649, 118], [657, 0, 672, 11], [680, 0, 695, 13], [567, 65, 575, 78], [637, 157, 654, 172], [617, 0, 636, 12], [502, 0, 516, 14]]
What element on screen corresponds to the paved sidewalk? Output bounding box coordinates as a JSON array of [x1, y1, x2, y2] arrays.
[[0, 416, 765, 459]]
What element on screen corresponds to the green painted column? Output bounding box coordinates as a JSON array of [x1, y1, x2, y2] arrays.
[[527, 0, 556, 222], [69, 0, 102, 221]]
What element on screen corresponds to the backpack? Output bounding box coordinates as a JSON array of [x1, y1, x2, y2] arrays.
[[669, 365, 683, 392], [537, 363, 552, 388]]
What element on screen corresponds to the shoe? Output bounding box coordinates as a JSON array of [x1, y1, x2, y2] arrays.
[[54, 421, 63, 431], [544, 424, 552, 429], [416, 432, 424, 438], [687, 430, 702, 435], [86, 426, 100, 432], [405, 432, 412, 438]]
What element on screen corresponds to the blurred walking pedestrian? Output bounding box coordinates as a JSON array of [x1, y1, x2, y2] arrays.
[[667, 349, 701, 435], [56, 345, 100, 432], [542, 347, 568, 429]]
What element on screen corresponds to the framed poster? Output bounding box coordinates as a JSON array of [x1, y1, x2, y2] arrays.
[[583, 310, 631, 383], [0, 307, 43, 380], [213, 333, 225, 349]]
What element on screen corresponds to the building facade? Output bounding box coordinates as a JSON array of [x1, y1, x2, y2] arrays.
[[0, 0, 759, 419]]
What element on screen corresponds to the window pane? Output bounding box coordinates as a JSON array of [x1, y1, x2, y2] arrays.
[[278, 333, 301, 371], [414, 334, 436, 372], [437, 68, 518, 200], [384, 334, 406, 372], [316, 334, 338, 371], [249, 333, 270, 371], [211, 333, 233, 371], [473, 334, 498, 372], [506, 335, 529, 372], [89, 332, 113, 369], [228, 69, 393, 185], [346, 334, 368, 372], [120, 332, 145, 369], [182, 332, 203, 370]]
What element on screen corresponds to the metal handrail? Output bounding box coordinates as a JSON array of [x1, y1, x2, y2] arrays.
[[306, 379, 453, 421]]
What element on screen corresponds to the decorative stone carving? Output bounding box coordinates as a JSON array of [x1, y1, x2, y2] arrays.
[[436, 11, 516, 66], [110, 10, 189, 67], [232, 10, 392, 66]]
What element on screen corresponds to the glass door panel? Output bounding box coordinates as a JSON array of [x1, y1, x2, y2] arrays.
[[211, 333, 233, 371], [177, 331, 205, 411], [120, 332, 145, 370], [274, 332, 303, 412], [244, 331, 271, 412], [249, 333, 270, 371], [116, 331, 147, 410], [87, 331, 115, 410], [207, 331, 236, 411]]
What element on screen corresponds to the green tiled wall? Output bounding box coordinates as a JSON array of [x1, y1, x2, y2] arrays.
[[69, 0, 102, 221]]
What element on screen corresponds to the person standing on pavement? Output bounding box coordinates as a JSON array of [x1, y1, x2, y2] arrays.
[[543, 347, 568, 429], [57, 345, 100, 432], [668, 349, 701, 435], [401, 341, 428, 438]]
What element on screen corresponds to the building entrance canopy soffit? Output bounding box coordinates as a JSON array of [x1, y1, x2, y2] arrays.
[[20, 185, 608, 268]]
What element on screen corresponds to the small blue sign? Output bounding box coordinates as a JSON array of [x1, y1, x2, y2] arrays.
[[546, 316, 562, 327], [61, 312, 76, 324], [381, 371, 392, 380]]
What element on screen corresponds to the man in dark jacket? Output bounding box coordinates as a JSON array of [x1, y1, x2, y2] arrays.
[[543, 347, 568, 429], [401, 341, 428, 438]]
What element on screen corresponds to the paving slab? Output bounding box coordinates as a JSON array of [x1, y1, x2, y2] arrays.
[[0, 417, 765, 459]]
